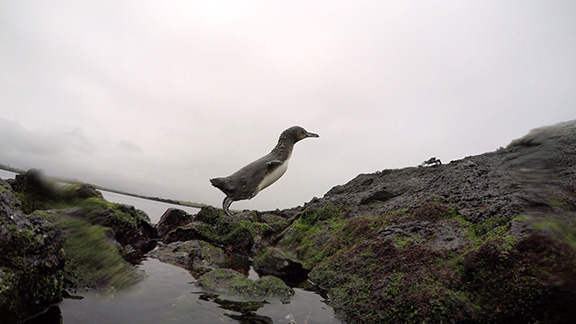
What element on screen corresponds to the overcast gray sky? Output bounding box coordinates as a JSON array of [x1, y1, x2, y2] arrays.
[[1, 1, 575, 211]]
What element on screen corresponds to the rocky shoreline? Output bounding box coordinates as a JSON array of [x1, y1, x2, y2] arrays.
[[2, 120, 576, 323]]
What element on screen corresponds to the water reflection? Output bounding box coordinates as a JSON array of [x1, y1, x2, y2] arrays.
[[22, 306, 62, 324], [226, 312, 274, 324], [200, 294, 273, 323]]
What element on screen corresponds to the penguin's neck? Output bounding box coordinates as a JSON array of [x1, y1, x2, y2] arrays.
[[270, 140, 295, 161]]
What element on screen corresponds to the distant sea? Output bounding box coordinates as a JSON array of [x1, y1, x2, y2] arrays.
[[0, 169, 17, 181], [0, 169, 199, 223], [99, 190, 199, 223]]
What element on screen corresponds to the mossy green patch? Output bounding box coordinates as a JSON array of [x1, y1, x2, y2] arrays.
[[442, 208, 513, 246], [198, 269, 294, 300], [548, 198, 571, 209], [62, 219, 143, 292], [0, 255, 64, 322], [295, 201, 576, 323], [196, 219, 255, 250], [0, 181, 11, 195], [534, 218, 576, 248], [278, 205, 363, 269], [192, 208, 282, 253], [0, 266, 64, 322], [393, 235, 417, 249], [457, 233, 576, 323], [80, 198, 144, 227]]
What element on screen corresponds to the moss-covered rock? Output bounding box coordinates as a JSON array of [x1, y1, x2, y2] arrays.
[[1, 172, 155, 321], [157, 206, 287, 255], [0, 266, 64, 323], [460, 233, 576, 322], [157, 208, 192, 239], [198, 268, 294, 301], [0, 177, 65, 322], [193, 207, 256, 253], [294, 203, 576, 323], [80, 198, 157, 260], [67, 182, 104, 199], [273, 181, 576, 323], [149, 240, 232, 276], [9, 170, 157, 260], [163, 223, 208, 244], [278, 206, 388, 271], [253, 247, 308, 284], [61, 219, 144, 292], [9, 169, 66, 214]]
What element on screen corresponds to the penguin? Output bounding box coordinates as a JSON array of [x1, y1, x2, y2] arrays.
[[210, 126, 319, 216]]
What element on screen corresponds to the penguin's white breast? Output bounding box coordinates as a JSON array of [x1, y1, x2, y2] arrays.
[[258, 160, 289, 192]]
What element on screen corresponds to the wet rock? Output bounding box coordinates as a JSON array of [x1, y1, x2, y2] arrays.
[[8, 169, 62, 214], [0, 178, 65, 322], [162, 221, 210, 244], [359, 187, 402, 205], [68, 183, 103, 199], [253, 247, 308, 284], [157, 208, 194, 240], [192, 207, 256, 254], [149, 240, 228, 275], [198, 268, 294, 301], [194, 206, 223, 225], [9, 169, 56, 197], [1, 171, 157, 320], [379, 220, 466, 251], [379, 220, 436, 238], [157, 207, 255, 253], [91, 203, 157, 259]]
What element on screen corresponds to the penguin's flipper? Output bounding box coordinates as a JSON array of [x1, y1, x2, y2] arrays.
[[267, 160, 283, 166]]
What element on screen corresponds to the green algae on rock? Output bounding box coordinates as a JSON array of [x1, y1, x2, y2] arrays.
[[62, 219, 145, 292], [198, 268, 294, 301]]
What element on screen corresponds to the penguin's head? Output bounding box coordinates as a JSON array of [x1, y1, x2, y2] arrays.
[[281, 126, 319, 143]]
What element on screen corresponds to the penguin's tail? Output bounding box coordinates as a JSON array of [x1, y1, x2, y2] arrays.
[[210, 177, 231, 193]]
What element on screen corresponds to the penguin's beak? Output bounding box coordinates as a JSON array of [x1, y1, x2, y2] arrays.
[[306, 131, 319, 138]]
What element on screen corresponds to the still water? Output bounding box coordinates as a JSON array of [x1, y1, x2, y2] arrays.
[[1, 170, 341, 324], [53, 258, 340, 324], [0, 169, 17, 181]]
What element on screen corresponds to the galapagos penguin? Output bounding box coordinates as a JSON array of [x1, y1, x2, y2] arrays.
[[210, 126, 319, 216]]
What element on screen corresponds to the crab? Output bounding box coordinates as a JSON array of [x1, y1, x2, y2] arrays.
[[420, 157, 442, 167]]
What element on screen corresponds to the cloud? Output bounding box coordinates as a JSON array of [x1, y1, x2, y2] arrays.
[[0, 118, 95, 157], [117, 140, 144, 153]]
